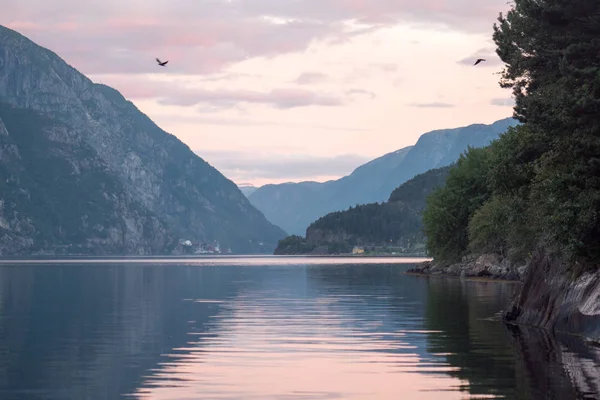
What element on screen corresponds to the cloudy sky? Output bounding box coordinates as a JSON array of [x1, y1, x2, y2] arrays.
[[2, 0, 514, 186]]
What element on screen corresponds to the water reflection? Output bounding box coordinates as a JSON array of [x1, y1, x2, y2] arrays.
[[0, 258, 598, 400], [507, 325, 600, 400]]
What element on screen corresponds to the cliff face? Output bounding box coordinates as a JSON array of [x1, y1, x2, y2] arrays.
[[0, 103, 173, 255], [504, 249, 600, 342], [0, 25, 286, 254]]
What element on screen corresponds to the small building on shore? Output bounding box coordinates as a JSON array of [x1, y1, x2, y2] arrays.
[[352, 246, 365, 254]]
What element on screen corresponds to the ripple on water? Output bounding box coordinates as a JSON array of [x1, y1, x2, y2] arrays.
[[0, 259, 597, 400]]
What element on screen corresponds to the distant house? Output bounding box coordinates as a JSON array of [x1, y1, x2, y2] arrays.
[[352, 246, 365, 254], [179, 239, 193, 246]]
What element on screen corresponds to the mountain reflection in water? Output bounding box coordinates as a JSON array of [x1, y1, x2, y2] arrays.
[[0, 257, 598, 399]]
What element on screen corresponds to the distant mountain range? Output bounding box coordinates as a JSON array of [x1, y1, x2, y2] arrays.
[[238, 185, 258, 197], [249, 118, 519, 236], [0, 25, 286, 255]]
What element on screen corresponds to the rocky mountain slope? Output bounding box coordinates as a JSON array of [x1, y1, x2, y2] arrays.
[[0, 102, 173, 255], [250, 118, 518, 235], [0, 25, 286, 255]]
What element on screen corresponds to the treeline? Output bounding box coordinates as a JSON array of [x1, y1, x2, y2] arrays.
[[274, 166, 450, 254], [308, 202, 420, 245], [422, 0, 600, 270]]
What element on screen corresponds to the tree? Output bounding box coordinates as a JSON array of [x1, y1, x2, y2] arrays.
[[422, 147, 492, 263], [493, 0, 600, 137], [493, 0, 600, 265]]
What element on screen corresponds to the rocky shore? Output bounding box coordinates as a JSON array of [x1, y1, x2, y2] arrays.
[[504, 249, 600, 343], [408, 250, 600, 343], [406, 253, 528, 281]]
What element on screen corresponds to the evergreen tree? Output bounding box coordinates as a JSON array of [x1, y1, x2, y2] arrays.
[[493, 0, 600, 264], [493, 0, 600, 136]]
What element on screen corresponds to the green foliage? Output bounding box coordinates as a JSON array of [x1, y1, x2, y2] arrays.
[[423, 0, 600, 268], [486, 125, 546, 198], [492, 0, 600, 266], [467, 194, 535, 263], [327, 242, 352, 254], [274, 235, 315, 255], [493, 0, 600, 136], [529, 133, 600, 262], [309, 202, 421, 245], [307, 166, 452, 252], [388, 166, 451, 206], [422, 147, 492, 263], [273, 166, 451, 255], [468, 196, 511, 256]]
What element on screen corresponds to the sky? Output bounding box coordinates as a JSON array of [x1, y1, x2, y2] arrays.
[[1, 0, 515, 186]]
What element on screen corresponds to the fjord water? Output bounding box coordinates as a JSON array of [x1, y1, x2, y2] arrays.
[[0, 257, 599, 399]]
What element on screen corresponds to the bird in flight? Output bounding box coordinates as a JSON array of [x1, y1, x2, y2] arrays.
[[473, 58, 486, 66], [156, 58, 169, 67]]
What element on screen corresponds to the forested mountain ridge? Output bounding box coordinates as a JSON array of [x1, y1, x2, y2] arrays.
[[251, 118, 518, 235], [0, 25, 286, 255], [274, 166, 451, 255]]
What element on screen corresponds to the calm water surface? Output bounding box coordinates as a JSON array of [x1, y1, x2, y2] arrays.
[[0, 256, 599, 400]]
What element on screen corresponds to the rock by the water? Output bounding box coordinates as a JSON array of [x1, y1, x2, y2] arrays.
[[504, 249, 600, 342], [406, 254, 525, 282]]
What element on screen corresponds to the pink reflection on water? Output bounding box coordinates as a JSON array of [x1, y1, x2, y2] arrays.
[[129, 289, 497, 400]]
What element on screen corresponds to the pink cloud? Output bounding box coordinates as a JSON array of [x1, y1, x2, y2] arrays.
[[158, 88, 344, 108], [4, 21, 43, 30], [0, 0, 511, 76], [294, 72, 329, 85], [97, 76, 344, 109], [372, 63, 398, 72]]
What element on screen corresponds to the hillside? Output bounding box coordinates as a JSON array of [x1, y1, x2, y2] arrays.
[[0, 25, 286, 255], [250, 118, 518, 235], [0, 102, 174, 255], [274, 166, 451, 255]]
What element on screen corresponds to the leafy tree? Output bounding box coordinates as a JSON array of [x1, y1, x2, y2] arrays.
[[480, 125, 542, 261], [486, 124, 545, 198], [274, 235, 315, 255], [422, 147, 492, 263], [468, 196, 510, 257], [493, 0, 600, 137], [493, 0, 600, 265], [388, 166, 451, 206]]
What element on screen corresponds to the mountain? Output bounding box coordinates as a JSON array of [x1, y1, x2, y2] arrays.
[[249, 118, 518, 235], [0, 25, 286, 255], [0, 102, 174, 255], [238, 184, 258, 197], [274, 166, 451, 255]]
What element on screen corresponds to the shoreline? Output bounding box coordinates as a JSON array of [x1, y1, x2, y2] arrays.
[[405, 254, 527, 282], [409, 251, 600, 345], [403, 271, 522, 284], [0, 254, 432, 264]]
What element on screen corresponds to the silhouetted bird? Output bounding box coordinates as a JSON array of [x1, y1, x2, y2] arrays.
[[473, 58, 486, 66], [156, 58, 169, 67]]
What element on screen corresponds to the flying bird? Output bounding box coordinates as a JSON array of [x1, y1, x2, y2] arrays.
[[473, 58, 486, 66], [156, 58, 169, 67]]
